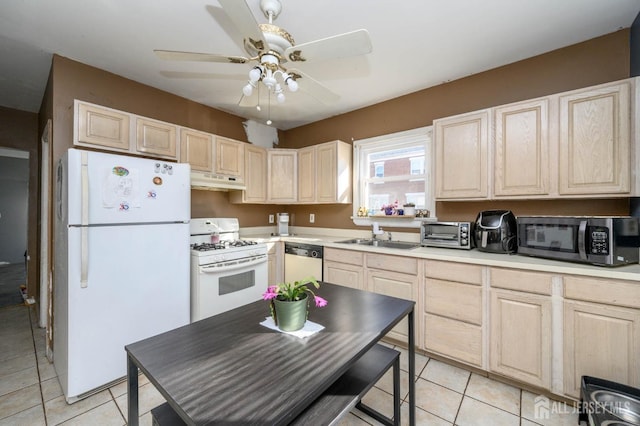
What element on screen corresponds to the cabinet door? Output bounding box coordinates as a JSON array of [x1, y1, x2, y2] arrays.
[[424, 313, 483, 367], [297, 146, 316, 203], [366, 268, 418, 344], [494, 98, 550, 196], [180, 128, 213, 172], [434, 109, 489, 199], [323, 261, 364, 290], [243, 145, 267, 202], [558, 81, 631, 195], [136, 118, 177, 159], [215, 137, 245, 177], [490, 289, 551, 389], [76, 102, 130, 151], [268, 150, 297, 203], [564, 300, 640, 398]]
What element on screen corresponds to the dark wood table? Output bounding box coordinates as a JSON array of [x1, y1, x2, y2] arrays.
[[125, 283, 416, 425]]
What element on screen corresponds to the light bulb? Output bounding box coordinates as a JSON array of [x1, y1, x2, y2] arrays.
[[266, 119, 272, 125], [242, 83, 253, 97], [286, 77, 298, 92], [249, 67, 262, 83], [276, 92, 285, 103], [256, 105, 261, 111]]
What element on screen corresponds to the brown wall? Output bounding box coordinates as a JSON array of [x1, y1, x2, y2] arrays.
[[47, 30, 633, 234], [282, 30, 632, 229], [0, 106, 39, 296]]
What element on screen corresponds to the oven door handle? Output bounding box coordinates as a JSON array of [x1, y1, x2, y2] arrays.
[[200, 255, 267, 273]]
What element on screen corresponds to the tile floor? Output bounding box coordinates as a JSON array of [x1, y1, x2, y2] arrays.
[[1, 304, 583, 426]]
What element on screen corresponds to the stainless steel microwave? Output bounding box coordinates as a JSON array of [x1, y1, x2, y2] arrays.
[[517, 216, 640, 266], [421, 221, 473, 250]]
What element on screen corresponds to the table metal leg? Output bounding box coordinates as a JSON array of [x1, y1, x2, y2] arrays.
[[127, 355, 139, 426], [408, 308, 415, 426], [393, 356, 400, 426]]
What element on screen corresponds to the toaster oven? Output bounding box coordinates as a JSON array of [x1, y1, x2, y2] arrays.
[[421, 222, 473, 250]]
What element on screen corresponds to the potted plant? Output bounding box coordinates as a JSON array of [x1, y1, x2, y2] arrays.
[[262, 276, 327, 331], [403, 202, 416, 216]]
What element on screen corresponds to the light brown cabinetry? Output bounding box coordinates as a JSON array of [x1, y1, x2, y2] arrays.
[[180, 128, 213, 172], [76, 101, 130, 151], [434, 78, 636, 200], [434, 110, 490, 199], [215, 137, 245, 178], [366, 254, 419, 344], [135, 118, 177, 159], [494, 98, 550, 197], [231, 145, 267, 203], [297, 140, 352, 204], [75, 100, 178, 160], [563, 275, 640, 398], [297, 146, 316, 203], [268, 149, 297, 203], [323, 248, 364, 290], [423, 260, 484, 367], [558, 80, 631, 195]]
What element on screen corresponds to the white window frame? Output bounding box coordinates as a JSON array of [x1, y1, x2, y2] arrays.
[[352, 126, 435, 228]]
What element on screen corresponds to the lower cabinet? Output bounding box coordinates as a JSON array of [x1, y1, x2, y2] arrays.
[[323, 248, 364, 290], [366, 254, 419, 345], [489, 268, 553, 389], [423, 260, 484, 368], [490, 288, 552, 388], [563, 300, 640, 398], [267, 242, 283, 285]]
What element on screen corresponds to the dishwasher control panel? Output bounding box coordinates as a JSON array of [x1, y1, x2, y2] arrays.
[[284, 243, 323, 258]]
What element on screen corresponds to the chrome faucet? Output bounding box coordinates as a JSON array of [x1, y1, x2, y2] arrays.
[[387, 231, 392, 241], [372, 222, 384, 239]]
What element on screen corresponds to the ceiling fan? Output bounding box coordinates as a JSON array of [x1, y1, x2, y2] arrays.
[[154, 0, 372, 121]]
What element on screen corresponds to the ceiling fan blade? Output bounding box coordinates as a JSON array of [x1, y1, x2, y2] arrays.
[[154, 50, 249, 64], [284, 29, 372, 63], [288, 68, 340, 104], [218, 0, 268, 53]]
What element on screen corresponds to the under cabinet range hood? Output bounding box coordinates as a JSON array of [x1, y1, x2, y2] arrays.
[[190, 171, 246, 191]]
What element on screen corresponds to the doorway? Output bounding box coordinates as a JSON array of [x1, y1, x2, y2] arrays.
[[0, 148, 29, 308]]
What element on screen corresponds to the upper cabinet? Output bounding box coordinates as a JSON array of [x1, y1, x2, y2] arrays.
[[180, 128, 213, 172], [230, 144, 267, 203], [215, 136, 245, 178], [558, 80, 631, 195], [75, 100, 178, 160], [433, 77, 637, 200], [316, 141, 352, 204], [434, 110, 490, 199], [268, 149, 298, 203], [297, 140, 352, 204], [76, 101, 131, 152], [135, 117, 177, 159], [493, 98, 550, 197]]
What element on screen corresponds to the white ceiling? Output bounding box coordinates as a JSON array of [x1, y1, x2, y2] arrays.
[[1, 1, 639, 130]]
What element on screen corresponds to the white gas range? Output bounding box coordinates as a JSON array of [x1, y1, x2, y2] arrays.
[[189, 218, 268, 322]]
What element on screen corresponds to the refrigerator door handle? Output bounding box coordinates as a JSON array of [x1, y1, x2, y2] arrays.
[[80, 151, 90, 288]]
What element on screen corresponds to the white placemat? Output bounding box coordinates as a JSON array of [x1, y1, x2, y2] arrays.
[[260, 317, 325, 338]]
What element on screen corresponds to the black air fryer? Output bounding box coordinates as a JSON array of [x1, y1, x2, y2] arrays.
[[474, 210, 517, 253]]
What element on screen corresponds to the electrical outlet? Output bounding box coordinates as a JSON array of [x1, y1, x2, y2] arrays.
[[309, 213, 315, 223], [269, 214, 274, 224]]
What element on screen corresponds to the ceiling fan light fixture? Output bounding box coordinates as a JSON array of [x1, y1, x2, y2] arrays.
[[284, 74, 298, 92], [242, 82, 255, 97], [249, 66, 262, 82]]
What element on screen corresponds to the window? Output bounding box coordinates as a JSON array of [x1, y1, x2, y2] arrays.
[[353, 126, 433, 227]]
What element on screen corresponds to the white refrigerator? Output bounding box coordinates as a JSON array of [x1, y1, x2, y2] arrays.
[[53, 148, 191, 403]]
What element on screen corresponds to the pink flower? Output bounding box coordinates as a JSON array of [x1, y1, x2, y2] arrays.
[[314, 296, 328, 307], [262, 286, 279, 301]]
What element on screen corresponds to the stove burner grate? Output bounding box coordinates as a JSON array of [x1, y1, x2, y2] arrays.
[[191, 240, 258, 251]]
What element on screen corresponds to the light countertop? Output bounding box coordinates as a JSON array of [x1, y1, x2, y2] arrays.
[[241, 226, 640, 282]]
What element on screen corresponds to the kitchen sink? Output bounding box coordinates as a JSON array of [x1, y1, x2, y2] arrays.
[[336, 238, 420, 250]]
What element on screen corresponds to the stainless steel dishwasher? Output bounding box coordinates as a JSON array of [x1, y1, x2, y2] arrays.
[[284, 242, 323, 283]]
